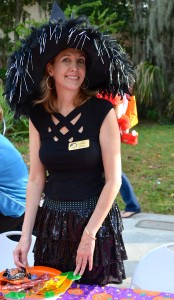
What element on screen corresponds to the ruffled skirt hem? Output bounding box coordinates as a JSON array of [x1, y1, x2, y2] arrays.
[[33, 195, 127, 285]]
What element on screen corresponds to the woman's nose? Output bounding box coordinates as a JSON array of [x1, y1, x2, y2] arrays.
[[70, 62, 78, 70]]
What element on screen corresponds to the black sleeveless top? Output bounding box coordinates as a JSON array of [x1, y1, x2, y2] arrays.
[[29, 97, 113, 201]]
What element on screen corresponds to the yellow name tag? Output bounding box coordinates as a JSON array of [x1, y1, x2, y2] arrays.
[[68, 139, 90, 151]]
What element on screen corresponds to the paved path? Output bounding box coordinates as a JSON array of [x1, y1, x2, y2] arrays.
[[118, 212, 174, 288]]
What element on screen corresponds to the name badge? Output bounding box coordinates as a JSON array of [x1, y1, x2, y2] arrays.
[[68, 139, 90, 151]]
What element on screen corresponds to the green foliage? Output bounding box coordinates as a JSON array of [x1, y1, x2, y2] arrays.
[[166, 92, 174, 119], [15, 19, 46, 38], [134, 62, 169, 121], [0, 68, 6, 82], [65, 1, 123, 33], [65, 0, 102, 16], [134, 62, 167, 106], [0, 86, 29, 139], [14, 19, 47, 49], [9, 117, 29, 140], [0, 87, 14, 134], [89, 8, 124, 33], [117, 122, 174, 215], [146, 109, 158, 121]]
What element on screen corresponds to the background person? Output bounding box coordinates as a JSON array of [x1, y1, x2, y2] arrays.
[[0, 106, 28, 233], [97, 93, 141, 218], [116, 94, 141, 217], [120, 172, 141, 218]]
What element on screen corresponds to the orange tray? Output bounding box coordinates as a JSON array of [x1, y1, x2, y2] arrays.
[[0, 266, 61, 299]]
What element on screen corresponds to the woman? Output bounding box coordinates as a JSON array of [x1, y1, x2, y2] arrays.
[[4, 7, 134, 285]]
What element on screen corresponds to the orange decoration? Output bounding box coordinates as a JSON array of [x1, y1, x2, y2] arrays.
[[121, 132, 138, 145], [0, 266, 61, 299], [92, 292, 113, 300], [96, 93, 122, 106], [68, 288, 84, 295], [0, 266, 61, 283], [134, 289, 160, 296], [125, 95, 138, 128], [118, 115, 131, 131], [120, 298, 134, 300]]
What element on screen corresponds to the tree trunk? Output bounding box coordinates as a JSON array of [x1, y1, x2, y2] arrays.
[[131, 0, 174, 119], [147, 0, 174, 94], [14, 0, 23, 41], [131, 0, 148, 64]]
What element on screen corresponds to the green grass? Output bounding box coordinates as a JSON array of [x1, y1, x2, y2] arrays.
[[11, 121, 174, 215], [117, 122, 174, 215]]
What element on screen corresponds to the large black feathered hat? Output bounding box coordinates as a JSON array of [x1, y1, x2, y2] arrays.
[[4, 1, 134, 118]]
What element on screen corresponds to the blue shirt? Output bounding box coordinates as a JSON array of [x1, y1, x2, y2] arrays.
[[0, 134, 28, 217]]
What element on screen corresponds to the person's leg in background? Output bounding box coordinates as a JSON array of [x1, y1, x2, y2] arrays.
[[120, 172, 141, 218]]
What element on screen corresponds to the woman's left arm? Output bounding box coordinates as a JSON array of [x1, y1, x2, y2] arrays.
[[74, 108, 122, 276]]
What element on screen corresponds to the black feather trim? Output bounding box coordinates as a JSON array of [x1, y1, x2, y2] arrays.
[[4, 16, 134, 118]]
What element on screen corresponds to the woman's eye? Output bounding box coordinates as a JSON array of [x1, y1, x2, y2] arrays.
[[78, 59, 85, 64], [62, 58, 70, 62]]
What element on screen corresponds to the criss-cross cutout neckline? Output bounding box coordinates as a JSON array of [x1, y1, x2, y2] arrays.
[[48, 106, 84, 142]]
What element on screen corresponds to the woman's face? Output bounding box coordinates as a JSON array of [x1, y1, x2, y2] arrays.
[[47, 48, 86, 92]]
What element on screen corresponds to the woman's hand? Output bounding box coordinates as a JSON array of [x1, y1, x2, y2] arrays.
[[74, 231, 96, 276], [13, 235, 32, 268]]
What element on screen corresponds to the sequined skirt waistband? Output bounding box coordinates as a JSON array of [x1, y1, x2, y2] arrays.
[[40, 194, 100, 211]]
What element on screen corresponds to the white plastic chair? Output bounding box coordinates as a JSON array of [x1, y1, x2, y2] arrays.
[[0, 231, 36, 270], [130, 243, 174, 293]]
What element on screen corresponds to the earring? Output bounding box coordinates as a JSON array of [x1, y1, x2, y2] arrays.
[[81, 77, 89, 90], [46, 76, 54, 90]]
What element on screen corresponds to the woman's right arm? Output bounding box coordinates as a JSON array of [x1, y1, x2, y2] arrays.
[[13, 119, 46, 268]]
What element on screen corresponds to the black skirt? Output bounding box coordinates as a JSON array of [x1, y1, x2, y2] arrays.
[[33, 195, 127, 286]]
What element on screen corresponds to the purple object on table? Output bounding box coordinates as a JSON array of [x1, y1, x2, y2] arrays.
[[59, 284, 174, 299], [2, 284, 174, 299]]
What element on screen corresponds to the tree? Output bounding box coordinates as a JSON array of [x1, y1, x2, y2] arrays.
[[0, 0, 53, 72], [1, 0, 174, 120], [0, 0, 130, 73], [131, 0, 174, 121]]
